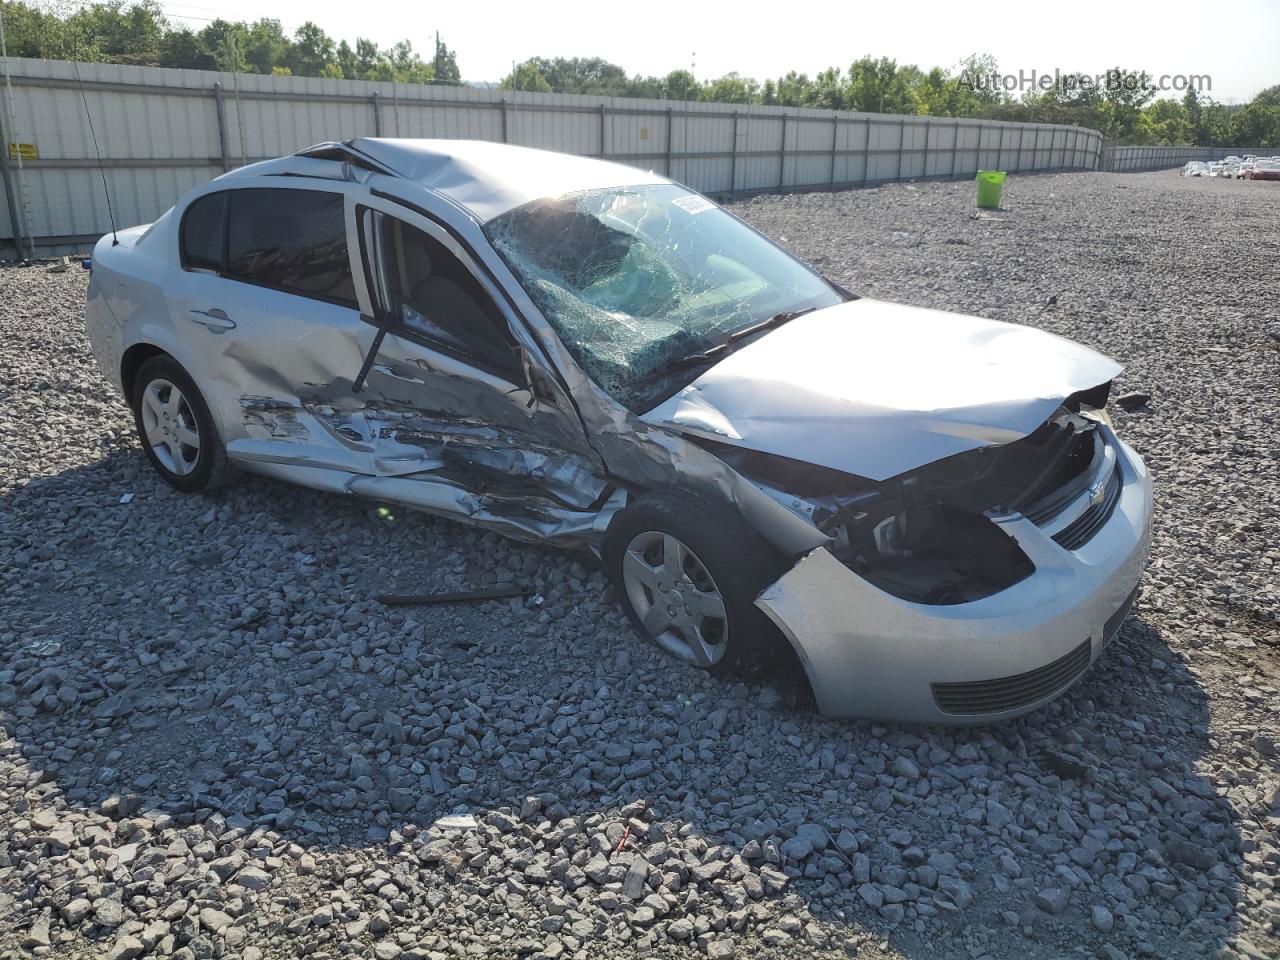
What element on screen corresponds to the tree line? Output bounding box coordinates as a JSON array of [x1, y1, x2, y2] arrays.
[[0, 0, 459, 83], [2, 2, 1276, 147], [502, 55, 1280, 148]]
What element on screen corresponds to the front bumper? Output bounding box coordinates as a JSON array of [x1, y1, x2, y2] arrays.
[[755, 433, 1153, 724]]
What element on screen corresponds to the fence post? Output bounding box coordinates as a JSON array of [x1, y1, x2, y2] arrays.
[[0, 109, 25, 260], [370, 91, 381, 137], [212, 82, 231, 172], [997, 125, 1005, 171], [926, 117, 936, 177], [828, 113, 838, 188], [500, 98, 509, 143], [950, 119, 959, 179], [665, 107, 674, 180], [730, 110, 739, 193], [599, 103, 607, 158], [778, 112, 787, 190], [895, 117, 905, 181], [860, 117, 870, 186]]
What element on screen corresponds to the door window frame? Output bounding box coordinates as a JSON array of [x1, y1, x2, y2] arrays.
[[354, 203, 525, 384], [177, 184, 360, 310]]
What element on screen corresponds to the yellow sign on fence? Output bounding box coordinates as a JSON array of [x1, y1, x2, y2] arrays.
[[8, 142, 37, 161]]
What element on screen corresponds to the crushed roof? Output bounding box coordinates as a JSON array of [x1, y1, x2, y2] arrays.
[[348, 138, 669, 221]]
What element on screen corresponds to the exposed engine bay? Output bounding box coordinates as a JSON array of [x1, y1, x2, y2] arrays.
[[705, 389, 1112, 605]]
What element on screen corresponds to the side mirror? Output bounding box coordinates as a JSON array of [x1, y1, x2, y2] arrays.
[[518, 347, 558, 408]]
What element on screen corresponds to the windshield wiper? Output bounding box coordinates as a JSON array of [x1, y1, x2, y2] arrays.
[[729, 306, 819, 342], [631, 308, 819, 392], [632, 342, 728, 387]]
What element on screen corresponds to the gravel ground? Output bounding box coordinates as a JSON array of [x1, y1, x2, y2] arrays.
[[1, 170, 1277, 960]]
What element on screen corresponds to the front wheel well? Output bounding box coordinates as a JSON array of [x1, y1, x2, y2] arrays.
[[120, 343, 169, 400]]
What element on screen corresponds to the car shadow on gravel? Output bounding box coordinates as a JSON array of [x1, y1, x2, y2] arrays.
[[0, 456, 1256, 959]]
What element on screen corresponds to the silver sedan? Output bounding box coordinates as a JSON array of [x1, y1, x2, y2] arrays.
[[85, 139, 1152, 724]]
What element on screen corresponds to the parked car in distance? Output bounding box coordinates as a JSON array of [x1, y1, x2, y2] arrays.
[[1222, 162, 1241, 179], [1245, 159, 1280, 181], [1208, 162, 1225, 177], [1238, 161, 1256, 178], [1183, 161, 1209, 177], [85, 139, 1153, 725]]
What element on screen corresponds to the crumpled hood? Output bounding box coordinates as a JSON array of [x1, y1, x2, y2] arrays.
[[641, 298, 1122, 481]]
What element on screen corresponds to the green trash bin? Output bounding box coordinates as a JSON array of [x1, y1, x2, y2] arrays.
[[976, 170, 1007, 209]]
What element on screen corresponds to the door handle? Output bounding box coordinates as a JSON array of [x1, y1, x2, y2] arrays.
[[189, 308, 236, 332]]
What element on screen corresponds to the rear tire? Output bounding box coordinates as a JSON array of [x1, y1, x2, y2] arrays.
[[604, 489, 790, 676], [131, 355, 234, 493]]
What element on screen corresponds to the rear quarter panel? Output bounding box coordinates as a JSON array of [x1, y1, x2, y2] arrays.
[[86, 219, 184, 402]]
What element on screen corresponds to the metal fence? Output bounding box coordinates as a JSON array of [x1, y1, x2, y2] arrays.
[[1100, 144, 1274, 172], [0, 58, 1111, 258]]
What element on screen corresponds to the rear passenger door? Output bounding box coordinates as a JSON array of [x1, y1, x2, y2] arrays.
[[169, 183, 375, 473]]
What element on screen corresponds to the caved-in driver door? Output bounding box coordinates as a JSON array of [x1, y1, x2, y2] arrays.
[[342, 200, 610, 540]]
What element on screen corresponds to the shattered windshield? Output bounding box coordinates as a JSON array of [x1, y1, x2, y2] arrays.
[[483, 184, 843, 411]]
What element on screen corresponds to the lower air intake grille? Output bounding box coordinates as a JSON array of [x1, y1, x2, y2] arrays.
[[932, 639, 1092, 716], [1053, 465, 1122, 550]]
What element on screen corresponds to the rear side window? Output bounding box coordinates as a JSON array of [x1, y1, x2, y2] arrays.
[[225, 188, 356, 306], [180, 192, 227, 271]]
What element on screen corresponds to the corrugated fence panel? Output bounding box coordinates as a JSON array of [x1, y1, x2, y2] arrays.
[[0, 57, 1170, 256], [1100, 144, 1270, 172]]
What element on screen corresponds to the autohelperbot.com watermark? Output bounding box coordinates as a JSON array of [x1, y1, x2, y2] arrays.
[[958, 69, 1212, 96]]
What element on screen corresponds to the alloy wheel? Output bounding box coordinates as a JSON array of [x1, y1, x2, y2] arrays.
[[621, 530, 728, 667], [140, 378, 201, 476]]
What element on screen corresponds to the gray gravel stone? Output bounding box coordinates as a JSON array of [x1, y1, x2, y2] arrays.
[[1092, 904, 1115, 932], [1035, 888, 1070, 915], [1, 171, 1277, 960]]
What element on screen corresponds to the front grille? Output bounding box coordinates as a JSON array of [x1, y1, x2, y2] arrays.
[[932, 638, 1092, 716], [1023, 433, 1102, 526], [1053, 464, 1122, 550], [1103, 586, 1139, 645]]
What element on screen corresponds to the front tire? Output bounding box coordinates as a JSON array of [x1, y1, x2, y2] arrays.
[[604, 490, 789, 676], [131, 355, 233, 492]]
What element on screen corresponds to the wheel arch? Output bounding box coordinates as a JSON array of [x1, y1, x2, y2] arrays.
[[120, 342, 171, 402]]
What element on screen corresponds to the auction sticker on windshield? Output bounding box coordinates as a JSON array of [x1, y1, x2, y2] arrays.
[[673, 194, 715, 214]]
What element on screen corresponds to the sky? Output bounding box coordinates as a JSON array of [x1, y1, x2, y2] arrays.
[[154, 0, 1279, 102]]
